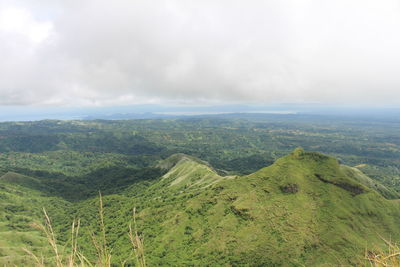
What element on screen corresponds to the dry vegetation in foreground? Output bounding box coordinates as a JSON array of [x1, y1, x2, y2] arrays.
[[22, 191, 400, 267], [24, 192, 146, 267], [366, 238, 400, 267]]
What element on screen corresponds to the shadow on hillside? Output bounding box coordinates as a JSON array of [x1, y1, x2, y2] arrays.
[[2, 166, 165, 201]]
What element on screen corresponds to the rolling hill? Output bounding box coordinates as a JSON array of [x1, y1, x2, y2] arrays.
[[120, 148, 400, 266], [1, 148, 400, 266], [0, 172, 70, 266]]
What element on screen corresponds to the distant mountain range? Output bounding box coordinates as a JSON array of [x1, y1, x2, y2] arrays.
[[1, 104, 400, 121]]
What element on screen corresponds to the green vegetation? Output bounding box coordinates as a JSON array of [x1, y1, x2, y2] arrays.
[[119, 148, 400, 266], [0, 115, 399, 265], [0, 174, 70, 266]]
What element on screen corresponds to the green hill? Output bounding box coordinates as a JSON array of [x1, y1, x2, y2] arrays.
[[0, 173, 70, 266], [341, 165, 400, 199], [158, 153, 236, 190], [107, 148, 397, 266], [1, 149, 400, 266]]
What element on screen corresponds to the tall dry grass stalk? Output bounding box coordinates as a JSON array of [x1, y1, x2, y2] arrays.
[[129, 207, 146, 267], [27, 208, 63, 267], [366, 237, 400, 267], [24, 192, 146, 267], [22, 247, 45, 267], [26, 209, 88, 267], [90, 191, 112, 266]]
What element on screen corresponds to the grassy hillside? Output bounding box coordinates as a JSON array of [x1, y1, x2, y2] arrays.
[[1, 148, 400, 266], [159, 153, 235, 189], [0, 173, 70, 266], [109, 148, 398, 266], [341, 165, 399, 199], [7, 149, 391, 266]]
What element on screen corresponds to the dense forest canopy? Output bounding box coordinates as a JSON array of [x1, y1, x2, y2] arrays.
[[0, 114, 398, 192]]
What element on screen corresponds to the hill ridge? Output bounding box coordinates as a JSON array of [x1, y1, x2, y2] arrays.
[[1, 149, 400, 266], [125, 149, 400, 265], [160, 154, 235, 189]]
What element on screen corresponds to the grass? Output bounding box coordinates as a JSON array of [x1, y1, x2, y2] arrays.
[[25, 192, 146, 267], [0, 176, 70, 266], [129, 208, 146, 267], [161, 155, 233, 189], [366, 238, 400, 266], [131, 149, 400, 266], [3, 149, 400, 266]]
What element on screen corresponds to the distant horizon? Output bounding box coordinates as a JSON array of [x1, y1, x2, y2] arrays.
[[1, 103, 399, 122]]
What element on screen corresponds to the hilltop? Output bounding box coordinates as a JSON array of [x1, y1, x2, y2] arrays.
[[156, 153, 235, 189], [114, 148, 399, 266], [1, 148, 400, 266]]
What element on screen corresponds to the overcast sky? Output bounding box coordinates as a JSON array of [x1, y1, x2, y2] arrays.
[[0, 0, 399, 107]]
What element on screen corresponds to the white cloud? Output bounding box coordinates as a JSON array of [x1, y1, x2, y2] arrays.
[[0, 0, 399, 106], [0, 7, 53, 44]]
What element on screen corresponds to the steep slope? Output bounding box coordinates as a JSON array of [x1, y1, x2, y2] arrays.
[[0, 174, 70, 266], [1, 171, 49, 192], [121, 149, 400, 266], [341, 165, 400, 199], [2, 149, 400, 266], [158, 153, 235, 189]]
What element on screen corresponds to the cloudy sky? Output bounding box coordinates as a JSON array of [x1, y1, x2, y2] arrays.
[[0, 0, 400, 107]]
